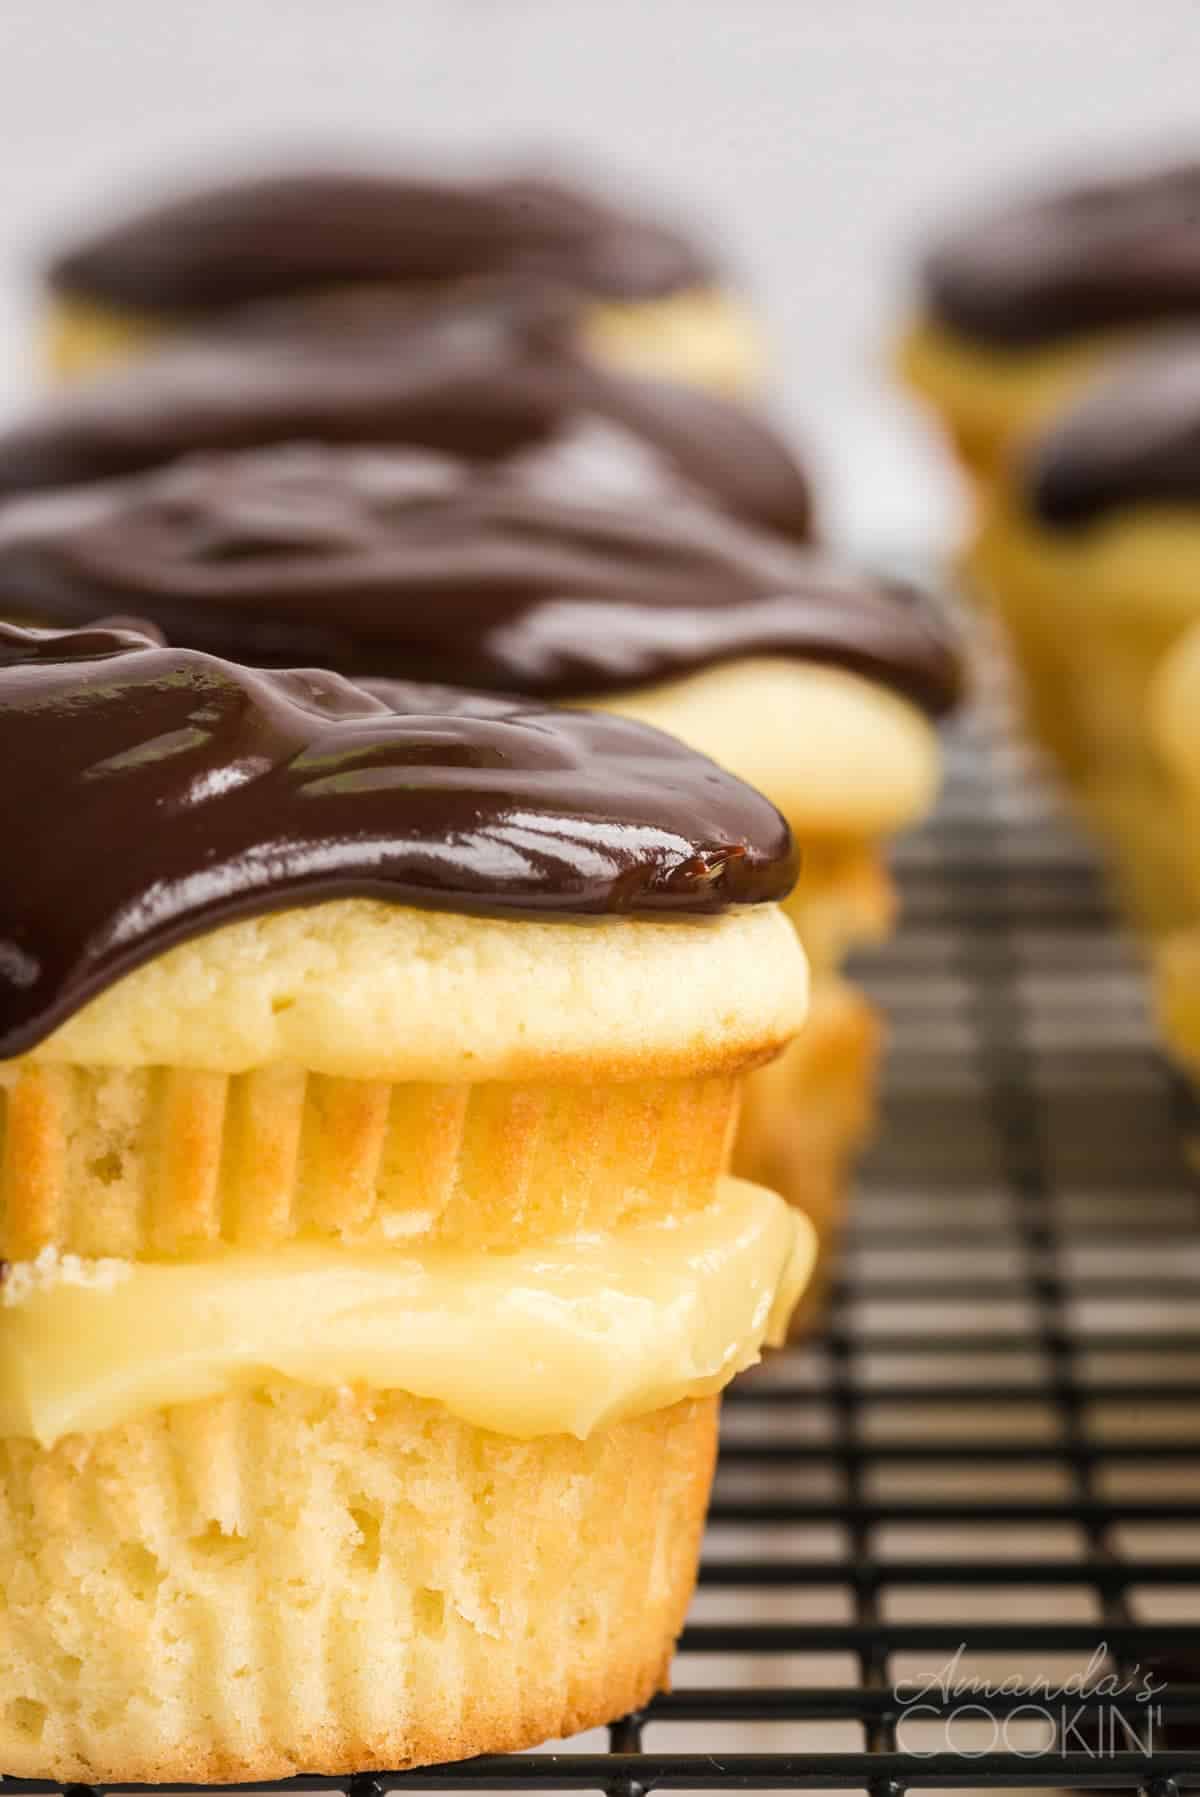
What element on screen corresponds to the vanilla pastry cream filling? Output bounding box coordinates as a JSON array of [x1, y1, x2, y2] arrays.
[[0, 1175, 812, 1447]]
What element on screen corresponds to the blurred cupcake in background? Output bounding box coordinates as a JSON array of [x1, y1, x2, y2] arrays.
[[41, 156, 765, 394], [970, 334, 1200, 936], [898, 152, 1200, 488], [0, 440, 961, 1313], [0, 282, 810, 538]]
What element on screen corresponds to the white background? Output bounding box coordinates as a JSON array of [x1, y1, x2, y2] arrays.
[[2, 0, 1200, 553]]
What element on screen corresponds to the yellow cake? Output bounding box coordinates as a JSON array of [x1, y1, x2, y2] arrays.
[[46, 284, 764, 397], [0, 622, 813, 1779]]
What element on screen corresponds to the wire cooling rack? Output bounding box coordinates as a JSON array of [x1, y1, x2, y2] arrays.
[[8, 648, 1200, 1795]]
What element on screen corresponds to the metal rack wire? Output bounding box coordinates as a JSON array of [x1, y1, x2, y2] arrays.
[[8, 658, 1200, 1794]]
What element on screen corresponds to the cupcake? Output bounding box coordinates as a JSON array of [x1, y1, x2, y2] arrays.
[[0, 620, 811, 1780], [42, 159, 763, 394], [971, 334, 1200, 935], [0, 282, 810, 540], [0, 446, 961, 1314], [898, 153, 1200, 485]]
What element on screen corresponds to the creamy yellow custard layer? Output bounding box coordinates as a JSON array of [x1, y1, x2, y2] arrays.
[[0, 1176, 811, 1447]]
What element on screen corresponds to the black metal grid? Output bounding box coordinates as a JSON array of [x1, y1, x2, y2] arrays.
[[9, 653, 1200, 1794]]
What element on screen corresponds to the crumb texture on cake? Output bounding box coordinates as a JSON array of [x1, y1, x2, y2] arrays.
[[590, 659, 941, 835], [0, 1383, 715, 1782], [16, 900, 806, 1079]]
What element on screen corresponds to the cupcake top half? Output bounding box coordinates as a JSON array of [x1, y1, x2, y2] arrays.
[[0, 283, 811, 539], [47, 161, 716, 316], [921, 155, 1200, 350], [0, 620, 803, 1070]]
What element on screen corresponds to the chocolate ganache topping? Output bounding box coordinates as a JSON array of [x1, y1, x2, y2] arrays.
[[1027, 335, 1200, 528], [0, 445, 958, 714], [0, 284, 812, 540], [47, 164, 715, 314], [922, 157, 1200, 348], [0, 622, 797, 1058]]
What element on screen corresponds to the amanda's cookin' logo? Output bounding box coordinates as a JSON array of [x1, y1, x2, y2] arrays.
[[893, 1645, 1167, 1760]]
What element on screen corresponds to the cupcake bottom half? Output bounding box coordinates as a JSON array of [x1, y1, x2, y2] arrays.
[[42, 285, 764, 395], [970, 505, 1200, 936], [0, 902, 811, 1780], [896, 314, 1121, 487], [0, 1382, 715, 1782]]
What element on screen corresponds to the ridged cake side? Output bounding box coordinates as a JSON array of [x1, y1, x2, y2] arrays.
[[0, 1382, 717, 1782], [0, 1065, 739, 1259]]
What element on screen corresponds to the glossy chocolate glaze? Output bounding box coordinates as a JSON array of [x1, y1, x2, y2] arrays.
[[0, 445, 958, 716], [47, 165, 714, 313], [1027, 335, 1200, 527], [0, 284, 812, 540], [922, 158, 1200, 348], [0, 622, 797, 1057]]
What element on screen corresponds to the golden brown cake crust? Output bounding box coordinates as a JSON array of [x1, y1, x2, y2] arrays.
[[0, 1064, 742, 1259], [19, 900, 806, 1083], [0, 1384, 716, 1781]]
